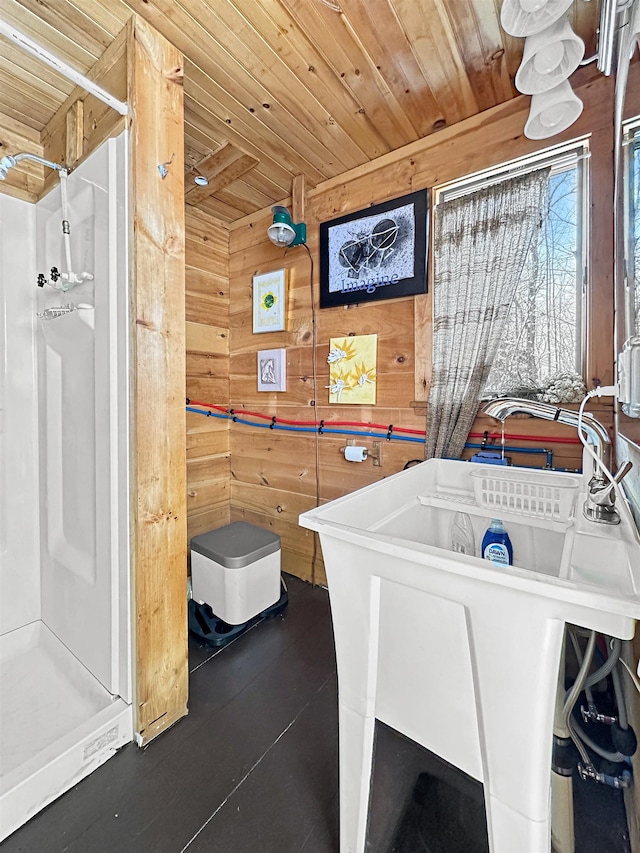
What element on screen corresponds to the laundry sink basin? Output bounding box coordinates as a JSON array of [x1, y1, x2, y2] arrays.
[[304, 459, 640, 630], [299, 459, 640, 853]]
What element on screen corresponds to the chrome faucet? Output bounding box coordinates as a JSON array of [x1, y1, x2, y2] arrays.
[[483, 398, 632, 525]]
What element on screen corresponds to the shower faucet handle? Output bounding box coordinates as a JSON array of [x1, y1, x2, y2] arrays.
[[50, 266, 60, 282], [37, 273, 47, 288]]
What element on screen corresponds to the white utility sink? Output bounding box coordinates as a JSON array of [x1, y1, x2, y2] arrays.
[[299, 459, 640, 853]]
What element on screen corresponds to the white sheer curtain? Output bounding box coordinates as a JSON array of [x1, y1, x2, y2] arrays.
[[426, 168, 551, 459]]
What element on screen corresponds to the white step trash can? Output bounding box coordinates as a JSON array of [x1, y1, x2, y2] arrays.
[[190, 521, 281, 625]]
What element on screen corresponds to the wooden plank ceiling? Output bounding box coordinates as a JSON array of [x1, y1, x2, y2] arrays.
[[0, 0, 599, 223]]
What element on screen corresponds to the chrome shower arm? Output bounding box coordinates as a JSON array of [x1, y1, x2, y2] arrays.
[[0, 153, 66, 181]]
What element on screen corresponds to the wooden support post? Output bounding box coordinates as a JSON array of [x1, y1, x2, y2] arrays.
[[128, 16, 188, 745], [292, 173, 306, 225], [65, 100, 84, 168]]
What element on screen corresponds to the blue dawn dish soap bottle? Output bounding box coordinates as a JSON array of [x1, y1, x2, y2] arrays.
[[482, 519, 513, 567]]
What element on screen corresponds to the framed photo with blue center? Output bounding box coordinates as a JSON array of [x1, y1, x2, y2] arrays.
[[319, 189, 429, 308]]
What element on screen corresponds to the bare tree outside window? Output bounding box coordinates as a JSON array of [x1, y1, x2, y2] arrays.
[[632, 137, 640, 335], [484, 167, 580, 396]]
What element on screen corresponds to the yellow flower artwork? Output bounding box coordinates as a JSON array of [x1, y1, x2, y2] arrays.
[[326, 334, 377, 404]]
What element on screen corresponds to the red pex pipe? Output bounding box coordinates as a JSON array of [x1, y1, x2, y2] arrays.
[[187, 400, 582, 445]]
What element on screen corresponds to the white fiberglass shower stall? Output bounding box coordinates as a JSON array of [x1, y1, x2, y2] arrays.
[[0, 133, 132, 841]]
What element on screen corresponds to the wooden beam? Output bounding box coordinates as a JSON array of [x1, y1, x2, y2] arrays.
[[291, 173, 305, 225], [185, 140, 259, 206], [128, 15, 188, 745], [40, 23, 129, 194], [65, 100, 84, 168]]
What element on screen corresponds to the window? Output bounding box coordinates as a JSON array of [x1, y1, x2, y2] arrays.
[[624, 121, 640, 339], [434, 142, 588, 397]]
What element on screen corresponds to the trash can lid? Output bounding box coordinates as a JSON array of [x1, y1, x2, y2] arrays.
[[190, 521, 281, 569]]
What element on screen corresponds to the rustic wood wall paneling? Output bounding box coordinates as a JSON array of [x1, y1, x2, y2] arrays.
[[185, 207, 231, 546], [229, 74, 618, 584], [128, 16, 187, 745]]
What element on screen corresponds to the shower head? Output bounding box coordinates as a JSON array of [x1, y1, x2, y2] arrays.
[[0, 156, 16, 181], [0, 152, 65, 180]]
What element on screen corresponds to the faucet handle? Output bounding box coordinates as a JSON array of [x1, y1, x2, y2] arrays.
[[613, 461, 633, 486]]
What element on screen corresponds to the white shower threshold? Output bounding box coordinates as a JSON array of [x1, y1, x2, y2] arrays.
[[0, 621, 132, 842]]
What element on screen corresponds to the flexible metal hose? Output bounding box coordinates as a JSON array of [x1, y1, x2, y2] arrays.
[[563, 630, 597, 767]]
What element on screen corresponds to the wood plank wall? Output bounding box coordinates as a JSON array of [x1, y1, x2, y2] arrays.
[[127, 17, 187, 744], [227, 73, 618, 586], [186, 207, 231, 544], [34, 16, 189, 744]]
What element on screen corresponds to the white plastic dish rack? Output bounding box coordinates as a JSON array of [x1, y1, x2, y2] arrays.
[[470, 467, 580, 522]]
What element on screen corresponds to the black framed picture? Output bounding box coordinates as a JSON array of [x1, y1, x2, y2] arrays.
[[319, 189, 429, 308]]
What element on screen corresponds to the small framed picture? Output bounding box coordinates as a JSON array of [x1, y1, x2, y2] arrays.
[[257, 348, 287, 392], [252, 269, 288, 333]]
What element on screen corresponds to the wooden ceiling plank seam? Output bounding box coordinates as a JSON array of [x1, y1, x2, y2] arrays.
[[213, 175, 276, 210], [227, 0, 393, 160], [488, 0, 523, 81], [174, 0, 370, 167], [337, 0, 445, 137], [187, 141, 245, 179], [0, 53, 72, 106], [186, 53, 346, 186], [14, 0, 111, 55], [185, 137, 290, 198], [0, 38, 75, 98], [198, 196, 250, 223], [227, 88, 531, 234], [0, 102, 45, 133], [0, 83, 55, 127], [390, 0, 479, 120], [442, 0, 514, 110], [123, 0, 361, 176], [1, 0, 101, 70], [184, 97, 324, 191], [185, 146, 259, 205], [0, 111, 43, 146], [184, 71, 328, 185], [67, 0, 133, 39], [359, 0, 459, 104], [210, 188, 260, 217], [238, 170, 288, 204], [183, 115, 293, 196], [278, 0, 421, 148], [201, 154, 260, 196], [332, 7, 424, 140]]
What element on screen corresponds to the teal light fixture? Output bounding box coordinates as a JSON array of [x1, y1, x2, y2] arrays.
[[267, 205, 307, 248]]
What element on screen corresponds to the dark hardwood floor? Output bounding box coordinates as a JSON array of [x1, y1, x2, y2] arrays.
[[1, 576, 339, 853], [0, 574, 630, 853]]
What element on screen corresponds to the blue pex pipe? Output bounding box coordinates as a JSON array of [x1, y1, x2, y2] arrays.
[[186, 407, 426, 443], [464, 442, 553, 468], [186, 408, 559, 466]]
